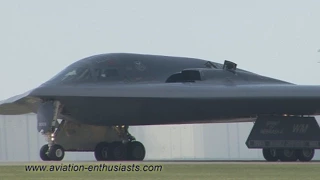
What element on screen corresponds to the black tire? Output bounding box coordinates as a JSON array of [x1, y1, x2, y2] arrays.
[[262, 148, 278, 162], [40, 144, 51, 161], [94, 142, 109, 161], [277, 149, 298, 162], [297, 149, 315, 162], [127, 141, 146, 161], [108, 141, 127, 161], [48, 144, 65, 161]]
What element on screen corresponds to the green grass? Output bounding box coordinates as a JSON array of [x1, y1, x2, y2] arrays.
[[0, 163, 320, 180]]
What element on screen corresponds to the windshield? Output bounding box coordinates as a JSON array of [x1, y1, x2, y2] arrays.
[[47, 63, 92, 84]]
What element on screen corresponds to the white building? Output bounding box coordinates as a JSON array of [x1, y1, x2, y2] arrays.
[[0, 114, 319, 162]]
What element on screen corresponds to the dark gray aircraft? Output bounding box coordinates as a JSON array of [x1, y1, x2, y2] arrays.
[[1, 53, 320, 162]]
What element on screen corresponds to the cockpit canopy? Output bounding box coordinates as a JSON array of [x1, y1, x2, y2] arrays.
[[44, 53, 223, 85], [45, 54, 153, 84], [47, 61, 123, 84], [53, 66, 121, 83]]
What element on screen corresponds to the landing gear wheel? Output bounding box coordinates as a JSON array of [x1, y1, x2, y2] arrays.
[[94, 142, 110, 161], [262, 148, 278, 162], [108, 141, 127, 161], [48, 144, 65, 161], [297, 148, 315, 162], [277, 149, 298, 162], [40, 144, 51, 161], [127, 141, 146, 161]]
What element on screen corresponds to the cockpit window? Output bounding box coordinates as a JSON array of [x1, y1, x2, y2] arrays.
[[60, 67, 91, 82], [95, 68, 119, 81], [47, 65, 92, 83]]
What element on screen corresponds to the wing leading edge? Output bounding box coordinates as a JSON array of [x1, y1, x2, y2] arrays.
[[0, 90, 41, 115], [2, 83, 320, 116], [29, 83, 320, 115], [30, 83, 320, 99]]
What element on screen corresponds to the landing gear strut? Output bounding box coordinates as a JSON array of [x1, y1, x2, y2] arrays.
[[38, 101, 65, 161]]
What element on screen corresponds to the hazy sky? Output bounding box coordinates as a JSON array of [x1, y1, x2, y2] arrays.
[[1, 0, 320, 100]]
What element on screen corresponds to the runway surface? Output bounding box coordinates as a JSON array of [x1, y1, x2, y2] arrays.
[[2, 160, 320, 166]]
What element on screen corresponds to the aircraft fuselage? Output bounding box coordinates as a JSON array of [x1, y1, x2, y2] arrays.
[[28, 53, 308, 126], [2, 53, 320, 162]]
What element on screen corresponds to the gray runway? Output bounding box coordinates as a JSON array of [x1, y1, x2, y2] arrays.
[[1, 160, 320, 166]]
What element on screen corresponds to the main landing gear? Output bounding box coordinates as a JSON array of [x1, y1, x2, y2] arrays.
[[262, 148, 315, 162], [246, 116, 320, 162], [94, 140, 146, 161], [38, 100, 146, 161], [92, 126, 146, 161], [39, 122, 146, 161]]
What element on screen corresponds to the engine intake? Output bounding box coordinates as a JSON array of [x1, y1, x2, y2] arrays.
[[165, 69, 202, 83], [165, 60, 238, 83]]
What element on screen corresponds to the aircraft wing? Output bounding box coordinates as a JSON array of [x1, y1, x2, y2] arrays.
[[3, 83, 320, 116], [30, 83, 320, 99], [0, 90, 41, 115], [27, 83, 320, 118]]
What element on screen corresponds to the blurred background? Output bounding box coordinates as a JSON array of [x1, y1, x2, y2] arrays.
[[1, 0, 320, 162], [1, 115, 320, 161]]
